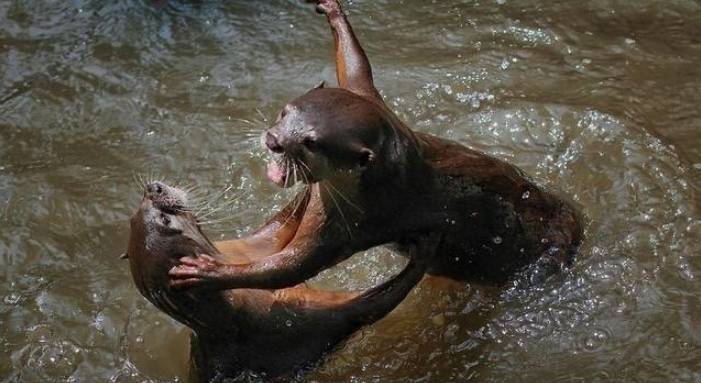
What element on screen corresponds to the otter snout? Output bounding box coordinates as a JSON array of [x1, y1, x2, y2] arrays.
[[143, 181, 188, 211], [145, 181, 165, 197], [265, 131, 284, 153]]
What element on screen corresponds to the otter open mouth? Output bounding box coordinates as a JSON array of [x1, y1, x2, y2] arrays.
[[266, 159, 289, 187], [266, 156, 314, 188]]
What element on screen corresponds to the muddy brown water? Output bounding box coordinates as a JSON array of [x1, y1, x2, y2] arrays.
[[1, 0, 700, 382]]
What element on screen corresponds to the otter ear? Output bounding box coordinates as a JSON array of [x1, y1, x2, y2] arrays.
[[119, 252, 129, 260], [312, 80, 326, 90], [358, 148, 375, 167]]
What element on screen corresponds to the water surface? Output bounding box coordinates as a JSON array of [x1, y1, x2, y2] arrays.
[[1, 0, 700, 381]]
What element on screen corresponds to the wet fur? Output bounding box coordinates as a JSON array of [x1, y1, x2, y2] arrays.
[[127, 184, 425, 381], [168, 0, 583, 297]]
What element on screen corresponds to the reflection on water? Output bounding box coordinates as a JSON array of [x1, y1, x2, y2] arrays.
[[1, 0, 700, 381]]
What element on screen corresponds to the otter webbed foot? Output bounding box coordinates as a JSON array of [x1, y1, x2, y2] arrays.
[[169, 254, 233, 291]]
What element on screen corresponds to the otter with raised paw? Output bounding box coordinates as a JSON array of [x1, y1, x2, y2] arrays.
[[169, 0, 583, 291], [126, 181, 427, 381]]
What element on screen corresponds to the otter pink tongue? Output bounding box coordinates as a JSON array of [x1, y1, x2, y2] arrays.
[[267, 161, 286, 186]]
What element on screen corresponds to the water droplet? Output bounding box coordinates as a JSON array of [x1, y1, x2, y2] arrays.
[[583, 329, 608, 351], [500, 58, 511, 70], [3, 293, 20, 305], [492, 236, 503, 245], [521, 191, 530, 199], [285, 320, 293, 327]]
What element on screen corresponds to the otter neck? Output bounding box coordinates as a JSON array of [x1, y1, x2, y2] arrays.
[[128, 224, 239, 332]]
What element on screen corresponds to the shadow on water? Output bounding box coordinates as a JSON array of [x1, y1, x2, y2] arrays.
[[1, 0, 700, 382]]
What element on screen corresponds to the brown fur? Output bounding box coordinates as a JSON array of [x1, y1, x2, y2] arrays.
[[168, 0, 583, 292], [127, 182, 426, 381]]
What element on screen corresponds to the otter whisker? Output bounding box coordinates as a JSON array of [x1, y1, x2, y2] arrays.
[[198, 193, 243, 214], [254, 108, 269, 123], [278, 161, 311, 229], [283, 156, 293, 189], [193, 196, 246, 225], [277, 156, 305, 227], [195, 188, 238, 219], [195, 188, 240, 216], [131, 173, 143, 192], [195, 186, 233, 215], [325, 180, 364, 213], [196, 210, 244, 226], [322, 183, 354, 239], [232, 118, 260, 126], [292, 158, 300, 187], [137, 173, 146, 189], [295, 158, 315, 185]]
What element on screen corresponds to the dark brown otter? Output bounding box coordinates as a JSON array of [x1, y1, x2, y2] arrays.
[[168, 0, 583, 291], [127, 181, 426, 381]]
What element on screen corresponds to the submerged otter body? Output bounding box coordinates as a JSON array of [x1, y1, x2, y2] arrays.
[[127, 182, 425, 381], [169, 0, 582, 292]]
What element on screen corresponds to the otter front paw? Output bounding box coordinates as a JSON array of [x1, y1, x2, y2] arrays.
[[305, 0, 342, 17], [168, 254, 230, 290]]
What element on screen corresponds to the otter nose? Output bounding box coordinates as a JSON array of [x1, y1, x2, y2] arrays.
[[265, 131, 284, 153], [146, 182, 164, 196]]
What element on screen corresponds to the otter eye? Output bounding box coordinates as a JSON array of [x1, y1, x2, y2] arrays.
[[302, 136, 318, 152], [279, 104, 294, 120], [161, 214, 170, 226]]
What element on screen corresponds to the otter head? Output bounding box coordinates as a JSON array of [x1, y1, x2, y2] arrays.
[[127, 182, 218, 316], [263, 87, 389, 187]]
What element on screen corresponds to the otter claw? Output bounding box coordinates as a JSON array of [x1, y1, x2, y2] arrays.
[[168, 265, 216, 291], [177, 254, 219, 269], [177, 256, 200, 267], [169, 254, 227, 290]]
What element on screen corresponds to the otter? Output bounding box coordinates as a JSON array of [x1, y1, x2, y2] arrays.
[[126, 181, 427, 381], [168, 0, 583, 291]]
